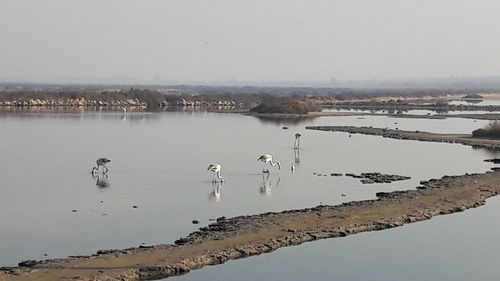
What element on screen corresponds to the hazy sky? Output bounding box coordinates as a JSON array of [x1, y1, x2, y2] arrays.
[[1, 0, 500, 84]]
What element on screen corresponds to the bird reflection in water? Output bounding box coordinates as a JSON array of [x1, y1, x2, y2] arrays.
[[294, 147, 300, 164], [291, 147, 301, 174], [208, 182, 222, 202], [260, 173, 280, 196], [92, 173, 110, 190]]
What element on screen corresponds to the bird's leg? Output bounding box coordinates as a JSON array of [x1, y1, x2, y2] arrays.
[[103, 165, 109, 174], [216, 170, 223, 182]]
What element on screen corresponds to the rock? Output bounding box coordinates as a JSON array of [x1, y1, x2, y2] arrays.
[[174, 238, 189, 245], [18, 260, 37, 267], [71, 209, 78, 213], [330, 173, 342, 176], [192, 220, 200, 224], [132, 205, 138, 209], [484, 158, 500, 164]]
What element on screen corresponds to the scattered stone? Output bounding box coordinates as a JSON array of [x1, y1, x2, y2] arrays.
[[331, 173, 343, 176], [282, 126, 289, 130], [18, 260, 37, 267], [71, 210, 78, 213], [132, 205, 138, 209], [345, 172, 410, 184], [192, 220, 200, 224], [484, 158, 500, 164]]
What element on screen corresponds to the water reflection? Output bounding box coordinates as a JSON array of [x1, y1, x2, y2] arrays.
[[259, 173, 280, 196], [253, 115, 316, 125], [293, 148, 300, 164], [208, 182, 222, 202], [471, 146, 500, 157], [92, 174, 110, 190]]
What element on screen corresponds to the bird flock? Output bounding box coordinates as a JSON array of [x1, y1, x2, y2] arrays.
[[91, 133, 303, 188]]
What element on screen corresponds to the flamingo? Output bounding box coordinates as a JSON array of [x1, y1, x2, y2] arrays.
[[258, 154, 281, 173], [91, 158, 111, 174], [207, 164, 224, 182], [294, 133, 302, 149]]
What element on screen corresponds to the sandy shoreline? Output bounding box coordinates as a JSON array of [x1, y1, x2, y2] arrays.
[[1, 170, 500, 281]]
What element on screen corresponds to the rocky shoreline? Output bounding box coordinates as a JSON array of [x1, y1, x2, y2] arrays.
[[1, 171, 500, 281], [306, 125, 500, 150], [0, 98, 147, 107]]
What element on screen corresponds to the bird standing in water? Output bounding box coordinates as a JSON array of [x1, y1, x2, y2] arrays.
[[258, 154, 281, 173], [294, 133, 302, 149], [91, 158, 111, 174], [207, 164, 224, 182]]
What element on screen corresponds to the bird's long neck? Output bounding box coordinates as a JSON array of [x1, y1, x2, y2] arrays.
[[270, 160, 281, 169], [216, 170, 222, 179]]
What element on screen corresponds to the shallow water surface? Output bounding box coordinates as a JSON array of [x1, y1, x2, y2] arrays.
[[171, 196, 500, 281], [0, 110, 498, 266]]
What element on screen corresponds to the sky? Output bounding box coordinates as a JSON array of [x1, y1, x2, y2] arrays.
[[1, 0, 500, 84]]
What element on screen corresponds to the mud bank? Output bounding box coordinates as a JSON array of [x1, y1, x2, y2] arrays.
[[306, 125, 500, 150], [1, 171, 500, 281]]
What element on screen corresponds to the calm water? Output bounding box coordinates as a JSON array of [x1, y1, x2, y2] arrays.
[[324, 97, 500, 117], [172, 196, 500, 281], [323, 108, 500, 117], [450, 99, 500, 106], [0, 110, 499, 269]]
